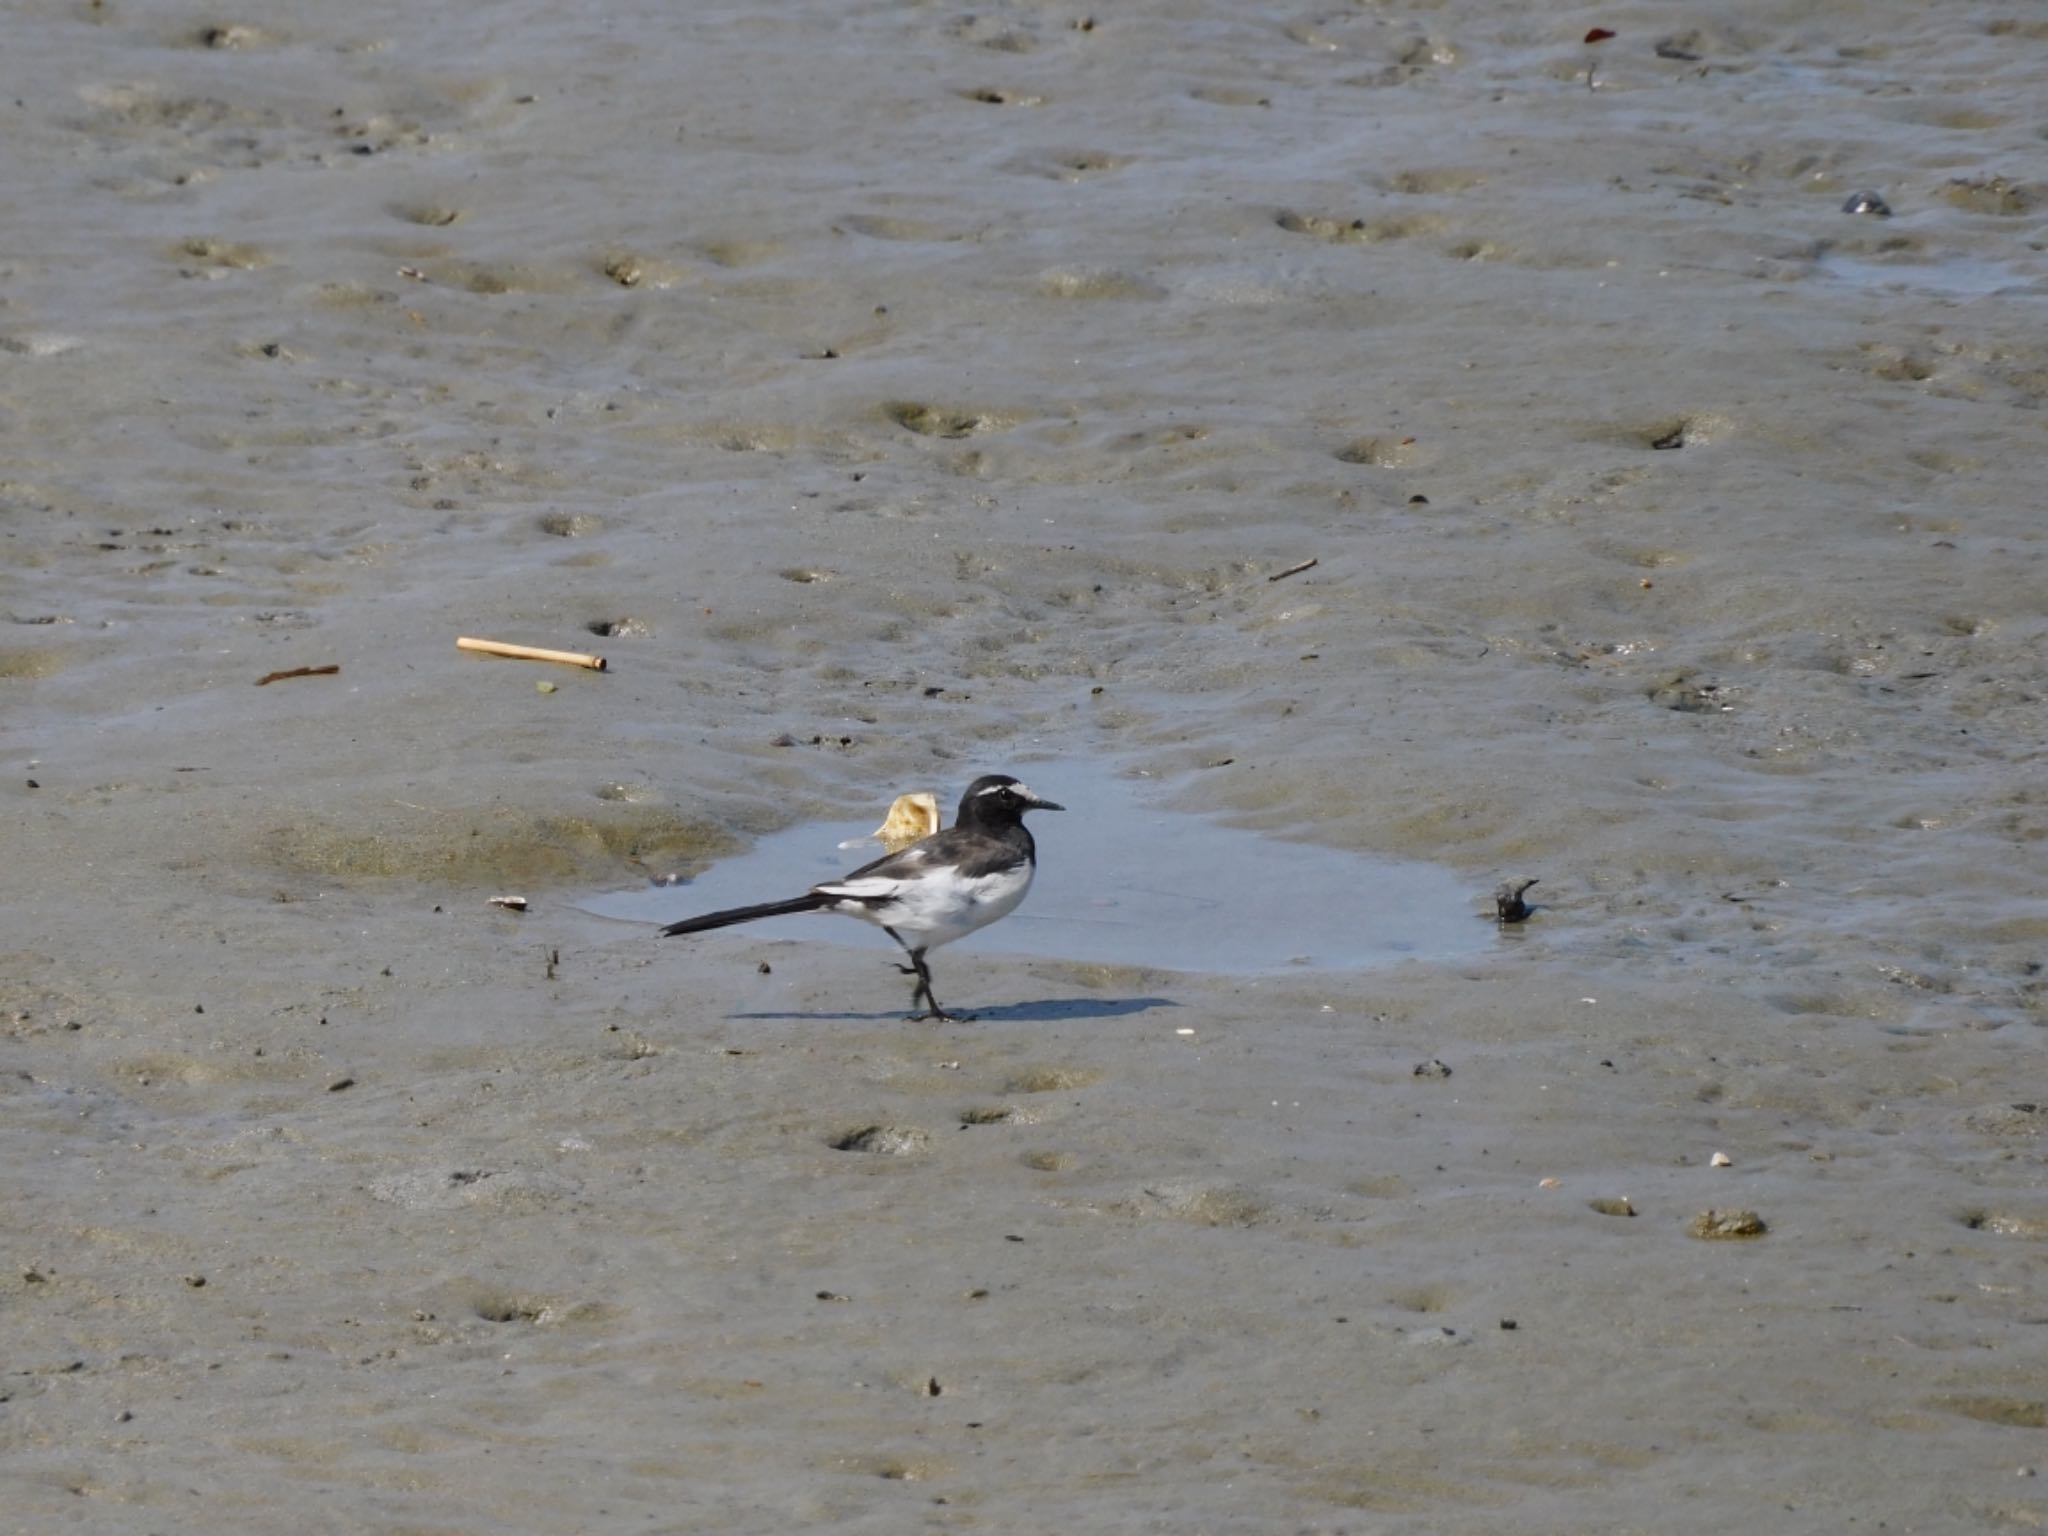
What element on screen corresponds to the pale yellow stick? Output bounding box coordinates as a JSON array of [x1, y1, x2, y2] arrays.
[[456, 636, 608, 671]]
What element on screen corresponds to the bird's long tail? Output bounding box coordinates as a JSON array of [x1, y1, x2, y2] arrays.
[[660, 892, 829, 937]]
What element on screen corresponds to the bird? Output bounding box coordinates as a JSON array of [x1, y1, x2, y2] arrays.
[[660, 774, 1063, 1020]]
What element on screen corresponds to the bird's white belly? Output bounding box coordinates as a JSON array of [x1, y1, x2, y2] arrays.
[[820, 862, 1034, 951]]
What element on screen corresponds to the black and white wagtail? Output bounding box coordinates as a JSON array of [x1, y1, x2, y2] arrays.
[[660, 774, 1063, 1020]]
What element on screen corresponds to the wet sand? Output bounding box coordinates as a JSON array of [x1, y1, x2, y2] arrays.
[[4, 1, 2047, 1529]]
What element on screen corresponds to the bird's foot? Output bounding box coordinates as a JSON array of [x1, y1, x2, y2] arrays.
[[908, 1006, 972, 1023]]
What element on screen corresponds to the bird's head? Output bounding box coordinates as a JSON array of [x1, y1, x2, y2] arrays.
[[957, 774, 1064, 824]]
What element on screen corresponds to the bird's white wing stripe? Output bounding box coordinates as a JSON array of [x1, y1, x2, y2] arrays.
[[816, 876, 911, 901]]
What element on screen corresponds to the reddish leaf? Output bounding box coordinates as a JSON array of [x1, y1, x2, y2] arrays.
[[1584, 26, 1616, 42]]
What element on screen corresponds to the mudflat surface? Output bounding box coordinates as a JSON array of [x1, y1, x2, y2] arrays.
[[4, 2, 2046, 1531]]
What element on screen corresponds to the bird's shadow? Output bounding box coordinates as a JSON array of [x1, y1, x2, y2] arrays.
[[727, 995, 1180, 1024]]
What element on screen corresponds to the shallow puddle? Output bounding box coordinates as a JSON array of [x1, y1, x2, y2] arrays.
[[581, 763, 1492, 974]]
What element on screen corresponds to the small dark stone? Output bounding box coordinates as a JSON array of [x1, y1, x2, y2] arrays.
[[1842, 190, 1892, 217]]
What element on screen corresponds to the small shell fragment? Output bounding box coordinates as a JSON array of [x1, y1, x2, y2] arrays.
[[1589, 1196, 1636, 1218], [839, 791, 942, 853], [1710, 1151, 1733, 1167], [876, 791, 940, 849], [1538, 1177, 1562, 1190], [488, 895, 529, 912]]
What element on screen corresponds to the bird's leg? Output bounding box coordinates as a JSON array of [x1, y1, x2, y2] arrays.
[[911, 954, 959, 1022], [884, 931, 962, 1022]]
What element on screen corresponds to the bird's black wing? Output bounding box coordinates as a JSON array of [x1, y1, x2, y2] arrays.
[[830, 830, 954, 885]]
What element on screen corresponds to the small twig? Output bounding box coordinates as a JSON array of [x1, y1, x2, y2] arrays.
[[254, 664, 340, 686], [456, 636, 607, 671], [1266, 557, 1319, 583]]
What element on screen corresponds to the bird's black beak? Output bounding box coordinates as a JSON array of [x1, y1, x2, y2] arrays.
[[1026, 792, 1064, 812]]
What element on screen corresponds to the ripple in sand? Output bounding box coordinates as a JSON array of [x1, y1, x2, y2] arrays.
[[1035, 267, 1164, 300], [830, 1125, 930, 1155], [260, 805, 738, 887], [885, 401, 1015, 439]]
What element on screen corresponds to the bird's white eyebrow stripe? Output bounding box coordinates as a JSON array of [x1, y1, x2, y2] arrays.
[[977, 780, 1024, 796]]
